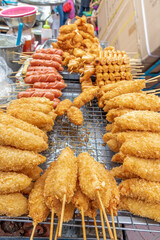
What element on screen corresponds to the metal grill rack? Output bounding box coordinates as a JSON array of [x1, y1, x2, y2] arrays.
[[0, 77, 160, 240]]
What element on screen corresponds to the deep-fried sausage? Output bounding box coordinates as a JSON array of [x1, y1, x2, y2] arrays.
[[26, 71, 62, 80], [17, 91, 55, 101], [30, 59, 63, 71], [36, 48, 63, 56], [33, 81, 66, 90], [26, 88, 62, 98], [24, 74, 62, 84], [27, 66, 57, 72], [32, 53, 62, 64]]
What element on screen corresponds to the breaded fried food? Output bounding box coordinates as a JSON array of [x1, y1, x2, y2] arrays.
[[45, 147, 77, 204], [123, 156, 160, 182], [121, 135, 160, 159], [0, 123, 48, 152], [119, 196, 160, 222], [119, 178, 160, 204], [112, 111, 160, 133], [55, 99, 72, 116], [67, 106, 83, 126], [7, 108, 54, 131], [22, 182, 34, 195], [72, 183, 89, 212], [0, 112, 48, 142], [100, 80, 130, 94], [0, 193, 28, 217], [81, 78, 93, 92], [111, 152, 126, 163], [11, 97, 53, 107], [0, 171, 31, 194], [73, 87, 99, 108], [105, 124, 113, 132], [107, 139, 121, 152], [19, 166, 43, 181], [0, 146, 46, 172], [103, 93, 160, 112], [106, 108, 133, 122], [57, 32, 76, 41], [59, 24, 77, 34], [110, 165, 137, 179], [48, 109, 57, 121], [84, 201, 97, 218], [54, 200, 75, 222]]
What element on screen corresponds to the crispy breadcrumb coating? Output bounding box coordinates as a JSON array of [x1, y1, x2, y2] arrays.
[[72, 182, 89, 212], [106, 108, 133, 122], [55, 99, 72, 116], [110, 165, 137, 179], [18, 166, 43, 181], [67, 106, 83, 126], [111, 152, 126, 163], [11, 97, 53, 106]]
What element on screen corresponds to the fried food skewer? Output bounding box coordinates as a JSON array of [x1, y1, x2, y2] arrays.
[[100, 208, 106, 240], [30, 223, 37, 240], [93, 217, 99, 240], [50, 209, 55, 240], [81, 207, 86, 240], [58, 194, 66, 237]]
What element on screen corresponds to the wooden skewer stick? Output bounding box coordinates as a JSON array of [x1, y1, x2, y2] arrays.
[[93, 217, 99, 240], [145, 88, 160, 93], [0, 95, 17, 98], [97, 191, 114, 240], [100, 208, 106, 240], [8, 76, 24, 78], [30, 223, 37, 240], [146, 75, 160, 82], [12, 61, 24, 64], [81, 207, 86, 240], [58, 194, 66, 237], [145, 78, 159, 83], [148, 91, 160, 95], [49, 208, 55, 240], [55, 219, 60, 240], [111, 209, 117, 240]]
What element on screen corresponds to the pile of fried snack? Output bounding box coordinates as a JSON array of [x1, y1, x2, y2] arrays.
[[102, 80, 160, 222]]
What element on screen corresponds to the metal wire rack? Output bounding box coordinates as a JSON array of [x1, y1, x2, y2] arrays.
[[0, 76, 160, 240]]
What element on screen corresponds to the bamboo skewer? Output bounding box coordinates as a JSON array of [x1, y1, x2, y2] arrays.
[[58, 194, 66, 237], [49, 209, 55, 240], [97, 191, 114, 240], [81, 207, 86, 240], [93, 217, 99, 240], [111, 209, 117, 240], [30, 223, 37, 240], [55, 219, 60, 240], [100, 209, 106, 240], [145, 75, 160, 82]]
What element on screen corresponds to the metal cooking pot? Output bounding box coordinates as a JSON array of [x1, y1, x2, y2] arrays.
[[0, 34, 24, 71]]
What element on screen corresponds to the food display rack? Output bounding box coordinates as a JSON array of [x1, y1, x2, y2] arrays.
[[0, 76, 160, 240]]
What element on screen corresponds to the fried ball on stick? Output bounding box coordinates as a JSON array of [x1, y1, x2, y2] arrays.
[[0, 171, 32, 194], [0, 112, 48, 142], [121, 135, 160, 159], [0, 193, 28, 217], [0, 123, 48, 152], [67, 106, 83, 126], [106, 108, 133, 122], [119, 197, 160, 223], [7, 108, 54, 131], [73, 87, 99, 109], [55, 99, 72, 116], [112, 111, 160, 133], [18, 166, 43, 181], [110, 165, 137, 179], [119, 178, 160, 204], [0, 146, 46, 172], [103, 93, 160, 112], [123, 156, 160, 182]]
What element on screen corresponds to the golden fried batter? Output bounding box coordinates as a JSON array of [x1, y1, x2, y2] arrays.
[[106, 108, 133, 122], [72, 183, 89, 212], [59, 24, 77, 34], [67, 106, 83, 126], [55, 99, 72, 116], [110, 165, 137, 179], [18, 166, 43, 181], [111, 152, 126, 163], [10, 97, 53, 106]]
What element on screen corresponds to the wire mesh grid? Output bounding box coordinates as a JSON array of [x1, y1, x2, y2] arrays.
[[0, 77, 160, 239]]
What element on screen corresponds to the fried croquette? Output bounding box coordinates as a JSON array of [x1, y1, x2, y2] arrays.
[[73, 87, 99, 108], [67, 106, 83, 126], [103, 93, 160, 112], [123, 156, 160, 182], [55, 99, 72, 116], [0, 112, 48, 142], [0, 146, 46, 172], [7, 107, 54, 131], [110, 165, 137, 179], [112, 111, 160, 133], [19, 166, 43, 181], [121, 135, 160, 159], [0, 123, 48, 152], [0, 171, 31, 194], [119, 178, 160, 204], [0, 193, 28, 217], [119, 196, 160, 222], [106, 108, 133, 122]]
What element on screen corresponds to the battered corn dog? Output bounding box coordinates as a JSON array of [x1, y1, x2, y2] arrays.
[[0, 112, 48, 142], [19, 166, 43, 181], [55, 99, 72, 116], [112, 111, 160, 133], [11, 97, 53, 107], [0, 193, 28, 217], [73, 87, 99, 108], [103, 93, 160, 112], [106, 109, 134, 122], [119, 178, 160, 204], [0, 171, 32, 194], [44, 147, 77, 204], [7, 108, 54, 131], [67, 106, 84, 126], [121, 136, 160, 159], [110, 165, 137, 179], [119, 197, 160, 222], [0, 123, 48, 152], [123, 156, 160, 182], [0, 146, 46, 171]]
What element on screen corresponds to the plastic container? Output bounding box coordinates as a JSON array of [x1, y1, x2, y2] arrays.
[[41, 20, 52, 44]]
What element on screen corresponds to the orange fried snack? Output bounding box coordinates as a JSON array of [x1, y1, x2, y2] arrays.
[[67, 106, 83, 126], [110, 165, 137, 179], [55, 99, 72, 116]]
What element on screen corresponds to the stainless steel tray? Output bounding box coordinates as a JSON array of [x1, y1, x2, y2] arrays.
[[18, 0, 66, 6]]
